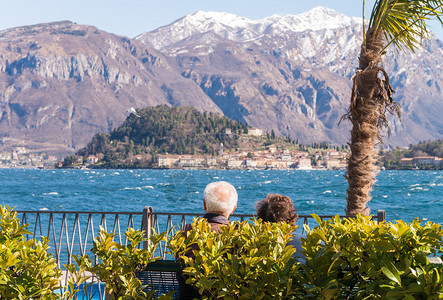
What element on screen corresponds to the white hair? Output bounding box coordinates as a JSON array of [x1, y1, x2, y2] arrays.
[[204, 181, 238, 215]]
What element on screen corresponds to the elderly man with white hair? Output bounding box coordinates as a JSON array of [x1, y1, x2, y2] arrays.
[[178, 181, 238, 298], [184, 181, 238, 234]]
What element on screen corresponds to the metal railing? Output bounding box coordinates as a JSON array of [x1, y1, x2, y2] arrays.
[[16, 208, 386, 266], [18, 210, 145, 267]]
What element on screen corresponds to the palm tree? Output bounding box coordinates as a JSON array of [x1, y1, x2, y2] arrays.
[[343, 0, 443, 216]]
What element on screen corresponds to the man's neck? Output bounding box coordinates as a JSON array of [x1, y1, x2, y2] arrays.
[[205, 212, 229, 218], [203, 213, 229, 223]]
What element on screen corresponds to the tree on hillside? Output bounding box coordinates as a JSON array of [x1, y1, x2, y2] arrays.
[[343, 0, 443, 216]]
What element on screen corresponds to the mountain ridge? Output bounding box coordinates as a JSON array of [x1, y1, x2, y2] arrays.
[[0, 7, 442, 156], [136, 7, 361, 50]]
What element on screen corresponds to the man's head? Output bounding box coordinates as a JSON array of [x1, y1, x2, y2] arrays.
[[255, 194, 298, 224], [203, 181, 238, 218]]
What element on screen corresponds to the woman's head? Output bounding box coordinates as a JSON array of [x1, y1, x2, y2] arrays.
[[255, 194, 298, 224]]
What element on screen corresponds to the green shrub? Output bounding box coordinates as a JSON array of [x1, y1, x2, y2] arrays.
[[88, 227, 173, 300], [168, 218, 303, 299], [0, 205, 62, 299], [0, 205, 172, 299], [63, 254, 94, 300], [302, 214, 443, 299]]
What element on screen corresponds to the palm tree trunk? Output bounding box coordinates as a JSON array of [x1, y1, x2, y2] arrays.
[[345, 28, 387, 216]]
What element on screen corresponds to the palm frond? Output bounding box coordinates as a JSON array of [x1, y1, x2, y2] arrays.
[[368, 0, 443, 51]]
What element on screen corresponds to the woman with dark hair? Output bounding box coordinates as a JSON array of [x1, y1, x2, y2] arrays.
[[255, 194, 306, 264]]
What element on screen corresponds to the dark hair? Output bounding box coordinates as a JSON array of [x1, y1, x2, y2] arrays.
[[255, 194, 298, 224]]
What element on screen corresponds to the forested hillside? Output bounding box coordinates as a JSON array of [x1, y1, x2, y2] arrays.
[[381, 139, 443, 168], [405, 140, 443, 158], [61, 105, 249, 168]]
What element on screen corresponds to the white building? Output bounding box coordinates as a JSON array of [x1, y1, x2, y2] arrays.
[[249, 128, 264, 136], [227, 159, 243, 169], [296, 158, 312, 170]]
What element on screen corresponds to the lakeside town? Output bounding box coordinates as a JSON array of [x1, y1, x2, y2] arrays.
[[158, 146, 443, 170], [0, 147, 58, 169], [1, 144, 442, 170], [158, 145, 344, 170]]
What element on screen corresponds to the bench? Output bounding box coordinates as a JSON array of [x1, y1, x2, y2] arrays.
[[137, 260, 201, 300]]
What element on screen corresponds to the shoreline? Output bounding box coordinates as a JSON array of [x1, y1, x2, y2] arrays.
[[1, 166, 442, 171]]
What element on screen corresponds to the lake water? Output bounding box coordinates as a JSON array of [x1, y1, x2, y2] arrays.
[[1, 169, 442, 224]]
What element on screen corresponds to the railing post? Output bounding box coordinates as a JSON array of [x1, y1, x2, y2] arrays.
[[143, 206, 153, 249], [377, 210, 386, 223]]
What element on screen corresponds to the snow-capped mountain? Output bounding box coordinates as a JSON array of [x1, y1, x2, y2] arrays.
[[137, 7, 363, 77], [136, 7, 443, 146], [138, 7, 361, 49]]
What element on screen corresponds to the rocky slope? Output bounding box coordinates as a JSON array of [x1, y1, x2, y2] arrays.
[[0, 21, 220, 155]]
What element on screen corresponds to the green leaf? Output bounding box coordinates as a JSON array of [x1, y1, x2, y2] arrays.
[[374, 240, 397, 251], [381, 263, 401, 285], [404, 294, 415, 300]]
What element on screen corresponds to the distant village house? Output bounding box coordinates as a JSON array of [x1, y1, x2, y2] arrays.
[[248, 128, 264, 136], [400, 156, 442, 167], [87, 155, 99, 165]]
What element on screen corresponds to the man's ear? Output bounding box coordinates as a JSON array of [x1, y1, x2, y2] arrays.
[[230, 204, 237, 215], [203, 198, 207, 211]]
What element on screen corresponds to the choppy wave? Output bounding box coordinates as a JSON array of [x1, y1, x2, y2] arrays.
[[122, 187, 142, 191], [1, 169, 441, 224], [121, 185, 154, 191]]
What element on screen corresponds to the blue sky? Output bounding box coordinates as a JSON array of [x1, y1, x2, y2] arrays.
[[1, 0, 442, 40]]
